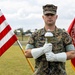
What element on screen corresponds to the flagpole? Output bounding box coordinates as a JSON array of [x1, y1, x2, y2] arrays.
[[17, 40, 34, 72]]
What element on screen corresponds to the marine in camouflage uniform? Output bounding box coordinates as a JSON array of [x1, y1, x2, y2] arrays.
[[26, 27, 72, 75]]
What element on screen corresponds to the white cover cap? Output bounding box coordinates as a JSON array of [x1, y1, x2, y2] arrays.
[[45, 29, 53, 37]]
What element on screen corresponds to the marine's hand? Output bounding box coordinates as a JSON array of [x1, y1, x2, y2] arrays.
[[31, 43, 52, 59], [46, 52, 67, 62], [43, 43, 52, 53], [46, 52, 55, 61]]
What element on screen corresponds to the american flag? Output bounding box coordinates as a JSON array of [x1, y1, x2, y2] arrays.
[[0, 10, 34, 72], [0, 10, 17, 56]]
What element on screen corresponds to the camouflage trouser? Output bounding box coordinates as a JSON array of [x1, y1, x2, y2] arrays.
[[33, 62, 67, 75]]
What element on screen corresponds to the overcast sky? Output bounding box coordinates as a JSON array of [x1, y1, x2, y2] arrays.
[[0, 0, 75, 31]]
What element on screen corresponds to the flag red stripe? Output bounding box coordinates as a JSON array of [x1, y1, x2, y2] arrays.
[[71, 58, 75, 67], [0, 35, 17, 56], [0, 15, 6, 24], [0, 25, 11, 40]]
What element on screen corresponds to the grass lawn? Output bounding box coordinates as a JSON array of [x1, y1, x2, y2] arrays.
[[0, 45, 75, 75]]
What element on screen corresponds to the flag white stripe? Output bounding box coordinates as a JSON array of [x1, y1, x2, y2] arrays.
[[0, 30, 15, 48], [0, 20, 8, 32]]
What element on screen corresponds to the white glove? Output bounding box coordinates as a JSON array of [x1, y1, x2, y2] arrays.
[[43, 43, 52, 53], [31, 43, 52, 59], [46, 52, 67, 62]]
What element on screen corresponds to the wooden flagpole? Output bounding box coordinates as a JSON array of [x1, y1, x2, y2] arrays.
[[17, 40, 34, 72]]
